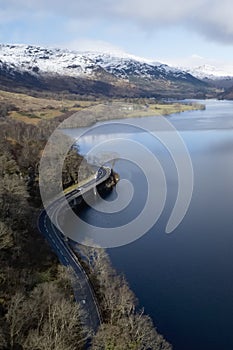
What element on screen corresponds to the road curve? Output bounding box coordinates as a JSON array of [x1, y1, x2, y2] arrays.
[[38, 167, 111, 332]]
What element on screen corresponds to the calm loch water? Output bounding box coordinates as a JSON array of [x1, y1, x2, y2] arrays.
[[65, 100, 233, 350]]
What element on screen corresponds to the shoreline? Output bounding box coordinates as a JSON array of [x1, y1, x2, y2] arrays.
[[60, 101, 206, 129]]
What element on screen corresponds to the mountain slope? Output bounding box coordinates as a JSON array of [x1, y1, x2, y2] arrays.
[[183, 64, 233, 90], [0, 44, 212, 98], [185, 64, 233, 80], [218, 85, 233, 100], [84, 52, 202, 83]]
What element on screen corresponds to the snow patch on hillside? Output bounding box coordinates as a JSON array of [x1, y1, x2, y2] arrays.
[[0, 43, 199, 82], [184, 64, 233, 80]]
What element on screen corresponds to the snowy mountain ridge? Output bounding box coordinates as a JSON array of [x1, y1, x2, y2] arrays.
[[0, 44, 100, 77], [0, 43, 193, 81], [183, 64, 233, 80], [0, 43, 212, 98]]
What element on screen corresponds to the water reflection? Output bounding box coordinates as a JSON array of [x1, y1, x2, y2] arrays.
[[64, 100, 233, 350]]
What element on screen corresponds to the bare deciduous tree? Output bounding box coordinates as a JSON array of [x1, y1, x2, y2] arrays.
[[78, 246, 172, 350], [6, 281, 89, 350], [0, 221, 14, 250], [6, 292, 27, 349], [92, 313, 172, 350]]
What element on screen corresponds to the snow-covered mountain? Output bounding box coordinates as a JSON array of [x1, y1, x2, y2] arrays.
[[81, 51, 196, 81], [0, 44, 209, 98], [0, 44, 197, 81], [184, 64, 233, 80], [0, 44, 105, 77]]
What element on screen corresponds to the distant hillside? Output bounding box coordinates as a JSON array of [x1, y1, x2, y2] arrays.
[[0, 44, 214, 99], [218, 85, 233, 100], [184, 64, 233, 91]]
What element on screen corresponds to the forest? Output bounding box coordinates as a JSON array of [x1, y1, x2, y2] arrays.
[[0, 98, 171, 349]]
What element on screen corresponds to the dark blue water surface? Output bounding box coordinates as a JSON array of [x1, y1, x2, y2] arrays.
[[64, 100, 233, 350]]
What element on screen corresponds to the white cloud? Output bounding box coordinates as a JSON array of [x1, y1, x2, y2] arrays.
[[2, 0, 233, 44], [62, 39, 124, 54], [166, 55, 207, 68], [112, 0, 233, 43]]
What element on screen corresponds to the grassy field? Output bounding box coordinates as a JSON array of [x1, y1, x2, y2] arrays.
[[0, 90, 99, 124], [111, 102, 204, 119], [0, 89, 205, 125]]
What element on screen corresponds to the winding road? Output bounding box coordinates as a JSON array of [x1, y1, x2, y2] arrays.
[[38, 167, 111, 332]]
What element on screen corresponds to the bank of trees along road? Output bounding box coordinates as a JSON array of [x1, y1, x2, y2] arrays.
[[0, 108, 172, 349]]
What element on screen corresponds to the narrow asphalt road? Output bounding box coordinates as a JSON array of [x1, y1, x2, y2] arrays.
[[38, 167, 111, 332]]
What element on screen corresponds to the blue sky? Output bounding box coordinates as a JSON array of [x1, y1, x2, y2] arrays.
[[1, 0, 233, 70]]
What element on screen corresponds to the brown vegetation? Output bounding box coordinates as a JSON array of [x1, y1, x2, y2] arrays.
[[78, 246, 172, 350], [0, 94, 173, 349], [0, 115, 89, 349], [0, 89, 204, 127]]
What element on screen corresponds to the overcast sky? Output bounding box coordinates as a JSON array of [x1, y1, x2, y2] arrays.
[[1, 0, 233, 69]]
